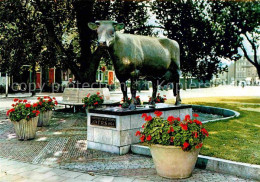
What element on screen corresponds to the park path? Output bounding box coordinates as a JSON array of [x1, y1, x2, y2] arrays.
[[1, 157, 255, 182]]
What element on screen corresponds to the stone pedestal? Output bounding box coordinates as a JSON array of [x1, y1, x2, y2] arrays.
[[87, 104, 192, 155]]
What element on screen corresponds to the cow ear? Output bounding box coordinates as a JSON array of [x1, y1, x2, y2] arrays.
[[114, 23, 124, 31], [88, 22, 98, 30]]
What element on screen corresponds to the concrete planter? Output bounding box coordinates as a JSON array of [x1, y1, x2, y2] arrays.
[[12, 116, 39, 140], [37, 110, 53, 127], [150, 144, 200, 179]]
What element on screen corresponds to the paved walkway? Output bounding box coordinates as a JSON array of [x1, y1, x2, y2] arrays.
[[1, 157, 255, 182], [0, 108, 256, 182]]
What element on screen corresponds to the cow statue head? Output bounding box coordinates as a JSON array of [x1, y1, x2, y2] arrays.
[[88, 20, 124, 47]]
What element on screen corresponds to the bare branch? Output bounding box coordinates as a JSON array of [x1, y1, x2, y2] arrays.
[[240, 44, 256, 66], [244, 32, 258, 66]]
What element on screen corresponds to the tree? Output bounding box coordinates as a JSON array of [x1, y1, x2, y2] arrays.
[[208, 1, 260, 77], [152, 0, 227, 81], [0, 1, 46, 94], [0, 0, 152, 87]]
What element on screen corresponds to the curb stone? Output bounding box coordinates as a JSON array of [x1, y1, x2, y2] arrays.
[[131, 144, 260, 181]]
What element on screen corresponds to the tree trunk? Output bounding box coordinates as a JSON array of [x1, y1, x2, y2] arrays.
[[257, 65, 260, 79], [73, 0, 102, 86]]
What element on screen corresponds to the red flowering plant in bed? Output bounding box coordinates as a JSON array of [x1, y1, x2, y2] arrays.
[[7, 98, 40, 122], [35, 96, 58, 112], [148, 93, 167, 104], [136, 112, 209, 151], [121, 96, 142, 108], [82, 92, 104, 108]]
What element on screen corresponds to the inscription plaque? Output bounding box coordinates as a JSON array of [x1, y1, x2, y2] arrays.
[[90, 116, 116, 128]]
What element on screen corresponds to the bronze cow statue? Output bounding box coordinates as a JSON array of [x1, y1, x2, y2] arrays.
[[88, 20, 181, 108]]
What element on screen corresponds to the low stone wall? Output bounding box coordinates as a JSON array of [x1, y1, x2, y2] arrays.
[[192, 105, 240, 123]]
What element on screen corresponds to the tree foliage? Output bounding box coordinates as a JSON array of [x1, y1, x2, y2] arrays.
[[152, 0, 228, 81], [0, 0, 152, 85], [207, 0, 260, 77]]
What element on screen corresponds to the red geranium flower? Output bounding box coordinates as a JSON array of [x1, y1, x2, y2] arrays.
[[182, 142, 190, 150], [167, 126, 174, 133], [140, 135, 145, 142], [194, 119, 202, 126], [146, 135, 152, 141], [154, 110, 162, 117], [33, 103, 38, 108], [87, 93, 90, 98], [44, 96, 48, 99], [23, 99, 27, 103], [6, 108, 15, 116], [194, 132, 198, 138], [141, 113, 147, 118], [19, 100, 23, 103], [25, 103, 31, 108], [196, 143, 203, 149], [97, 92, 100, 95], [184, 115, 191, 121], [201, 128, 209, 137], [39, 102, 42, 106], [176, 117, 180, 121], [180, 123, 188, 131], [37, 97, 41, 100], [193, 113, 199, 118], [170, 136, 174, 143], [135, 131, 141, 136], [142, 123, 146, 128], [94, 102, 98, 105], [167, 116, 175, 124], [36, 111, 40, 116], [54, 101, 58, 105], [13, 98, 19, 102], [145, 115, 153, 122]]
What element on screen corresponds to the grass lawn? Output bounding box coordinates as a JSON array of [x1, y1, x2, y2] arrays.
[[166, 96, 260, 165]]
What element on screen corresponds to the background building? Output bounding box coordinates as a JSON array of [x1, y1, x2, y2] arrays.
[[213, 56, 259, 86]]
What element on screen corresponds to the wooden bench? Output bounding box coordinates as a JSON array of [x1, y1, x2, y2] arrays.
[[59, 88, 119, 112]]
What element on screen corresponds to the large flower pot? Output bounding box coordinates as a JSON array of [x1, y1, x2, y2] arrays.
[[12, 116, 39, 140], [150, 144, 200, 179], [37, 110, 53, 127]]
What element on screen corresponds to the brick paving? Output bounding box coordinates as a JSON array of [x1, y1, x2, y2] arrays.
[[0, 104, 257, 181]]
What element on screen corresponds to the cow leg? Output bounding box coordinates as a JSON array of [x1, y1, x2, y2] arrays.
[[129, 78, 137, 110], [174, 81, 181, 105], [120, 81, 128, 102], [151, 80, 158, 104]]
